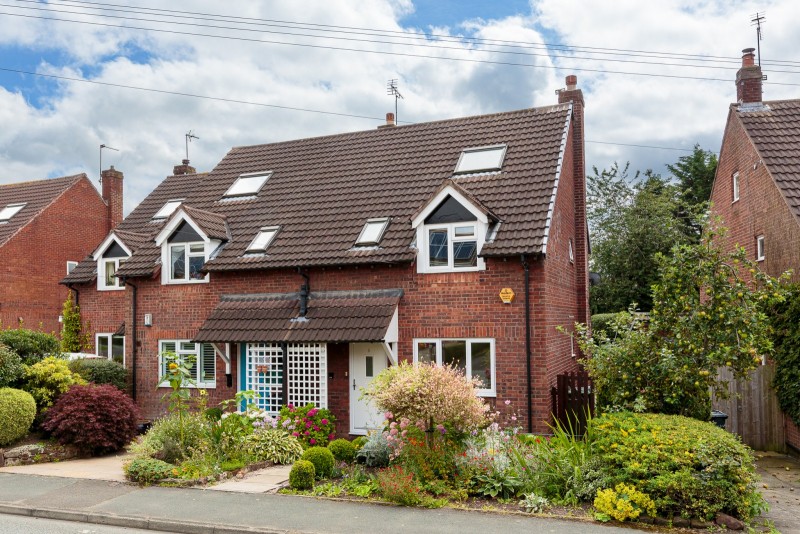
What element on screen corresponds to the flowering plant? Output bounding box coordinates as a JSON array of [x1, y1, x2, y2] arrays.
[[278, 403, 336, 447]]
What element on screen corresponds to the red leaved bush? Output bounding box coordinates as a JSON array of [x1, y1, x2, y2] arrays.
[[42, 384, 139, 455]]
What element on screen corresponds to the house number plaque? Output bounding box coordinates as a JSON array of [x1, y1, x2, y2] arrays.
[[499, 287, 515, 304]]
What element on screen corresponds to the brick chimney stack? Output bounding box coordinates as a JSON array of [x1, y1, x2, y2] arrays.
[[736, 48, 763, 104], [101, 166, 123, 231], [173, 159, 196, 176], [557, 74, 589, 327], [378, 112, 396, 129]]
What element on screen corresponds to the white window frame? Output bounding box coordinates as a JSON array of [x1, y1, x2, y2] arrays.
[[246, 225, 280, 253], [568, 238, 575, 264], [732, 172, 740, 202], [756, 235, 765, 261], [152, 199, 184, 219], [158, 339, 216, 388], [413, 338, 496, 397], [0, 202, 26, 222], [66, 261, 78, 275], [167, 241, 208, 283], [223, 171, 271, 198], [99, 258, 125, 290], [356, 218, 390, 246], [96, 333, 125, 365], [423, 222, 483, 272]]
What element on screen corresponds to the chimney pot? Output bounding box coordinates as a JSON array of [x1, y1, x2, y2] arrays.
[[386, 112, 395, 125], [565, 75, 578, 90], [742, 47, 756, 67], [173, 159, 196, 176]]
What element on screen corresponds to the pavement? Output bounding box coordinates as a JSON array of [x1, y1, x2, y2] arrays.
[[754, 451, 800, 534]]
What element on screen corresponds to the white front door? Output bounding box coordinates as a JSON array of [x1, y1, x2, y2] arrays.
[[349, 343, 388, 435]]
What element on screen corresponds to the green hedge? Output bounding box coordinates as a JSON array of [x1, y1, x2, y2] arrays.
[[68, 358, 128, 391], [591, 412, 764, 521], [0, 343, 23, 388], [768, 284, 800, 426], [0, 329, 59, 365], [590, 313, 619, 334], [0, 387, 36, 446]]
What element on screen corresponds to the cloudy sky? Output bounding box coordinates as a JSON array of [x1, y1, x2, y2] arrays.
[[1, 0, 798, 213]]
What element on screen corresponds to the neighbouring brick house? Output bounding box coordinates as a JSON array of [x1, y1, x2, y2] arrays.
[[0, 171, 122, 333], [64, 76, 589, 436], [709, 48, 800, 452]]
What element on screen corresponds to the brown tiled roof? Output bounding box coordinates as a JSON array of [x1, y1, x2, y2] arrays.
[[62, 229, 152, 284], [178, 206, 229, 241], [0, 174, 89, 248], [737, 99, 800, 223], [193, 289, 402, 343], [71, 105, 572, 279]]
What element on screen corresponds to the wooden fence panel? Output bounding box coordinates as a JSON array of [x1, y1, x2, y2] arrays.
[[712, 364, 785, 451], [551, 371, 594, 435]]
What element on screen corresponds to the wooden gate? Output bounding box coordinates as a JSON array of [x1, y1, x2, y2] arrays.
[[551, 371, 594, 435], [712, 364, 785, 452]]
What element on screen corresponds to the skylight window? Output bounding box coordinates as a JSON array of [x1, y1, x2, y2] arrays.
[[246, 226, 280, 253], [356, 218, 390, 246], [152, 199, 184, 219], [454, 145, 507, 174], [224, 172, 271, 198], [0, 203, 26, 222]]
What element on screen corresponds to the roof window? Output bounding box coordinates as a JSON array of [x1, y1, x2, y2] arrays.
[[0, 203, 26, 222], [246, 226, 280, 253], [356, 218, 390, 246], [454, 145, 507, 174], [224, 172, 271, 198], [152, 199, 184, 219]]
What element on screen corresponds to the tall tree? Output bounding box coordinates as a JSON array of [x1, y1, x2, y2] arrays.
[[667, 144, 718, 207]]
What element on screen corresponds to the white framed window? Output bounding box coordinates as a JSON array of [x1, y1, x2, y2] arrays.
[[733, 172, 740, 202], [454, 145, 507, 174], [223, 171, 271, 198], [168, 242, 207, 282], [66, 261, 78, 274], [0, 203, 26, 222], [568, 238, 574, 264], [246, 226, 280, 253], [152, 199, 184, 219], [356, 218, 389, 246], [413, 338, 495, 396], [756, 235, 765, 261], [96, 333, 125, 365], [425, 223, 479, 271], [159, 340, 216, 388], [99, 258, 125, 290]]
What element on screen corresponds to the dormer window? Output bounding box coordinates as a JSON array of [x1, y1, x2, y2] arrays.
[[246, 226, 279, 253], [454, 145, 507, 174], [356, 218, 389, 246], [223, 171, 271, 198], [153, 199, 183, 219], [167, 222, 207, 282], [94, 237, 131, 291], [155, 209, 225, 286], [0, 203, 25, 222]]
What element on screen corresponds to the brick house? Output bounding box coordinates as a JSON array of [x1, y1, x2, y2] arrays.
[[709, 48, 800, 451], [0, 171, 122, 333], [64, 76, 589, 436]]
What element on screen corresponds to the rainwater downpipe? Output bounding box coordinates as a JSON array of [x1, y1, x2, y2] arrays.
[[521, 254, 533, 433], [122, 276, 138, 402], [66, 284, 79, 307], [298, 268, 310, 318]]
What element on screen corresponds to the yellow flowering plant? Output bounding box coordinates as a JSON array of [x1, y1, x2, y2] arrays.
[[594, 483, 655, 522]]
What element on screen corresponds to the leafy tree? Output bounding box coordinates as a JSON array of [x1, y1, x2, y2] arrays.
[[767, 284, 800, 426], [668, 144, 718, 208], [576, 225, 788, 420], [60, 292, 91, 353], [588, 163, 701, 313]]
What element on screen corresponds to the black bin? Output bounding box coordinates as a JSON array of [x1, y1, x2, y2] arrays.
[[710, 410, 728, 429]]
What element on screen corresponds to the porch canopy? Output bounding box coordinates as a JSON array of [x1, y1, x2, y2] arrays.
[[193, 288, 402, 345]]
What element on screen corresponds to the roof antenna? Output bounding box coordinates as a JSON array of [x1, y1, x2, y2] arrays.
[[99, 144, 119, 184], [751, 12, 765, 66], [185, 130, 199, 161], [387, 79, 403, 123]]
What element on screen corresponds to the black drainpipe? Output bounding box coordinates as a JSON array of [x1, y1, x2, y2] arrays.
[[66, 284, 79, 307], [122, 276, 138, 402], [521, 255, 533, 433], [298, 269, 310, 318]]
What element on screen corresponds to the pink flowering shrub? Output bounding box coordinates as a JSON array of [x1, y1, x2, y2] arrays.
[[277, 403, 336, 448], [364, 362, 489, 435]]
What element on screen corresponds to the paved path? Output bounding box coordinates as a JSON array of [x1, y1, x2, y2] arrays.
[[0, 473, 632, 534], [0, 452, 130, 482], [207, 465, 291, 493], [754, 451, 800, 534]]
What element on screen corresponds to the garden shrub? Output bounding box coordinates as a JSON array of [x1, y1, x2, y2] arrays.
[[520, 493, 550, 513], [277, 403, 336, 447], [768, 284, 800, 426], [42, 384, 139, 455], [355, 431, 390, 467], [125, 457, 175, 484], [376, 466, 426, 506], [593, 483, 656, 522], [21, 356, 86, 412], [129, 412, 209, 464], [0, 343, 23, 388], [289, 460, 315, 490], [591, 411, 764, 521], [68, 358, 128, 391], [351, 435, 367, 450], [364, 361, 489, 435], [246, 428, 304, 464], [590, 313, 618, 335], [0, 329, 60, 365], [301, 446, 335, 479], [0, 387, 36, 446], [328, 438, 356, 463], [396, 431, 461, 486]]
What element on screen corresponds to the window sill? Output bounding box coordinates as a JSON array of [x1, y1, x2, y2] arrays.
[[163, 278, 210, 285], [420, 266, 485, 274], [98, 286, 125, 291], [158, 383, 216, 389], [477, 391, 496, 398]]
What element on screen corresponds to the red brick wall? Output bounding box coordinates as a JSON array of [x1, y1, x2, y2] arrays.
[[786, 418, 800, 453], [710, 110, 800, 452], [0, 177, 109, 333]]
